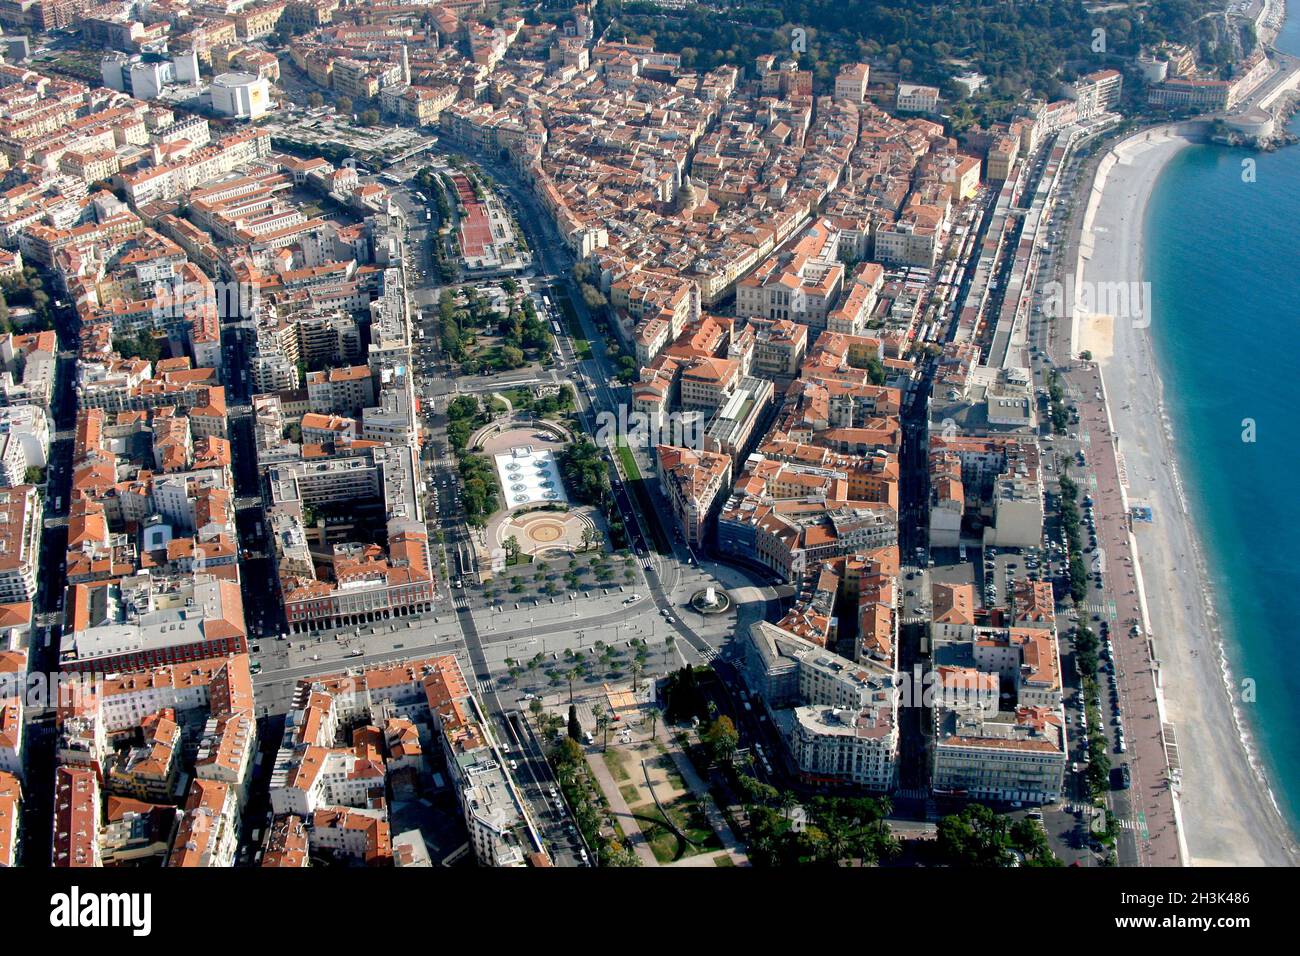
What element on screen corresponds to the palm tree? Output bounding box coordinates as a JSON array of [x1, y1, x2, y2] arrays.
[[646, 703, 661, 738], [780, 791, 798, 822], [630, 659, 643, 693], [593, 703, 609, 751]]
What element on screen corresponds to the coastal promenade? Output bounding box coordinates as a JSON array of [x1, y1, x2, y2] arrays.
[[1065, 128, 1299, 865]]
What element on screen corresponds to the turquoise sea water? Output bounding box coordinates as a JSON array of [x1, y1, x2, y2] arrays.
[[1143, 14, 1300, 836]]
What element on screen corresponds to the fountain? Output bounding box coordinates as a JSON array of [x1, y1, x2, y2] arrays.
[[690, 585, 731, 614]]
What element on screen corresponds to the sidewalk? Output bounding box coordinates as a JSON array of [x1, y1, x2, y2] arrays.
[[654, 723, 749, 866], [584, 745, 659, 867]]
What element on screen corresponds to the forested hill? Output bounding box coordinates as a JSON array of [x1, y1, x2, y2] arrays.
[[598, 0, 1242, 115]]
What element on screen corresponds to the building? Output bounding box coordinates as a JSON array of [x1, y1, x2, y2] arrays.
[[1066, 69, 1122, 118], [0, 770, 19, 866], [59, 574, 248, 674], [425, 657, 529, 867], [735, 219, 844, 333], [306, 365, 376, 416], [742, 621, 899, 791], [834, 63, 870, 103], [932, 706, 1066, 804], [655, 445, 732, 547], [52, 765, 101, 868], [104, 710, 182, 802], [211, 73, 271, 120], [0, 486, 40, 604], [896, 83, 939, 114], [168, 778, 240, 867]]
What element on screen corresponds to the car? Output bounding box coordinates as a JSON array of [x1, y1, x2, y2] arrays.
[[508, 759, 518, 771], [548, 787, 557, 798]]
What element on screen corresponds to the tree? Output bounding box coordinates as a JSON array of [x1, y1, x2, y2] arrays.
[[359, 109, 380, 126], [930, 803, 1061, 867], [774, 792, 802, 832], [703, 716, 739, 765], [567, 703, 582, 742], [565, 665, 584, 704], [529, 698, 543, 719], [335, 96, 353, 116], [307, 92, 324, 108], [645, 704, 661, 738], [113, 331, 162, 363]]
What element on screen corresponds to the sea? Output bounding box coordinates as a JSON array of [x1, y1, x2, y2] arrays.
[[1142, 10, 1300, 837]]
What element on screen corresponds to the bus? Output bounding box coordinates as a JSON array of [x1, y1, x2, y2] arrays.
[[959, 544, 967, 562], [551, 320, 562, 335]]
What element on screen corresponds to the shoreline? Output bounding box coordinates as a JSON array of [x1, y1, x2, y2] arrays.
[[1071, 127, 1300, 866]]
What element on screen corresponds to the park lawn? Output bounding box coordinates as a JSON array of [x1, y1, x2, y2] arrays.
[[630, 797, 722, 864], [615, 440, 642, 481], [654, 756, 687, 794], [663, 796, 721, 851], [619, 784, 641, 805], [629, 803, 679, 864], [713, 854, 736, 867], [602, 748, 631, 782]]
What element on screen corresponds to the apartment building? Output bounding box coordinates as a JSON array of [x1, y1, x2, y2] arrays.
[[834, 63, 870, 103], [932, 706, 1066, 804], [655, 445, 733, 547], [425, 657, 528, 867], [1066, 69, 1123, 119], [735, 219, 844, 333], [0, 486, 40, 604], [52, 764, 101, 868], [0, 770, 18, 867], [104, 711, 181, 803], [168, 778, 240, 867], [896, 83, 940, 114], [306, 364, 376, 416], [58, 574, 248, 674], [743, 620, 899, 791]]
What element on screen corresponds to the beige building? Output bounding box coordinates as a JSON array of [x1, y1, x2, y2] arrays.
[[656, 445, 732, 547]]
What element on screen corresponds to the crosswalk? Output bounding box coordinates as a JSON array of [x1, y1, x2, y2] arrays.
[[476, 678, 494, 697]]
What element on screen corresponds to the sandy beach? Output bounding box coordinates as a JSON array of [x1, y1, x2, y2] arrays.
[[1073, 128, 1299, 866]]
